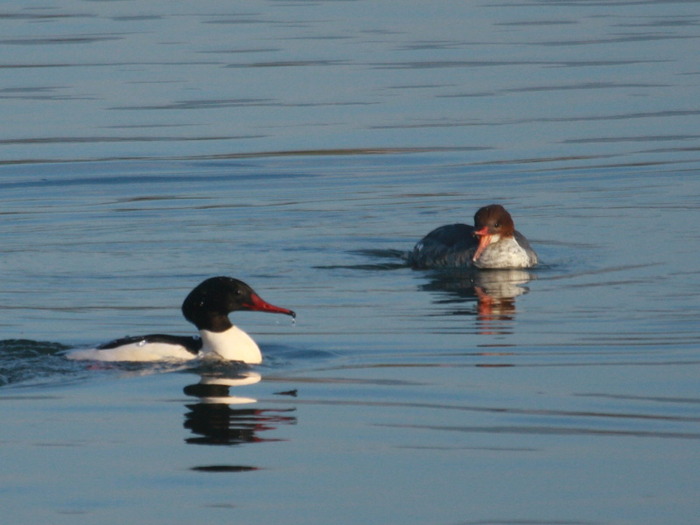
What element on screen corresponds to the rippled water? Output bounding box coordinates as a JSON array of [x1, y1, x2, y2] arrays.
[[2, 1, 700, 524]]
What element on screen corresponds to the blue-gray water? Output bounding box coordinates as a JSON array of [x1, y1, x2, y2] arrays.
[[2, 1, 700, 524]]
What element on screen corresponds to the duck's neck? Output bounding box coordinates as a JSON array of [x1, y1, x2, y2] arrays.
[[199, 326, 263, 364]]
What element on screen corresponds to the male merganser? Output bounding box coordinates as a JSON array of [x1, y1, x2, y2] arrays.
[[408, 204, 538, 269], [67, 276, 295, 364]]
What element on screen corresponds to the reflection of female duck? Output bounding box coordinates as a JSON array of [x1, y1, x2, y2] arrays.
[[67, 277, 295, 364], [408, 204, 538, 269], [472, 270, 533, 323], [420, 269, 532, 300], [473, 269, 532, 302], [420, 269, 534, 334]]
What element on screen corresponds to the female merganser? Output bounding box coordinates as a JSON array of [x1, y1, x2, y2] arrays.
[[408, 204, 538, 269], [67, 276, 295, 364]]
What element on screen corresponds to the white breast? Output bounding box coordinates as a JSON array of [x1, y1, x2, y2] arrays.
[[475, 237, 536, 269], [199, 326, 263, 364]]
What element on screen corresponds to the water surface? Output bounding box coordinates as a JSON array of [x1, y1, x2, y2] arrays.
[[2, 1, 700, 524]]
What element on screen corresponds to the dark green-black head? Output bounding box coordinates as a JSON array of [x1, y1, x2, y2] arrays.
[[181, 276, 295, 332]]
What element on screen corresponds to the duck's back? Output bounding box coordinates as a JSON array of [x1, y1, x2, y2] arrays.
[[407, 223, 478, 268]]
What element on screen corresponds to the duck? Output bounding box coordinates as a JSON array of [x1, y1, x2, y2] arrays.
[[408, 204, 538, 269], [66, 276, 295, 364]]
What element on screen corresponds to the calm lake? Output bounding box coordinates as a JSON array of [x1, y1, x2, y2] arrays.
[[2, 1, 700, 524]]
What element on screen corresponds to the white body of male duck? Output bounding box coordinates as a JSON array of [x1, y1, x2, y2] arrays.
[[408, 204, 538, 269], [67, 276, 295, 364]]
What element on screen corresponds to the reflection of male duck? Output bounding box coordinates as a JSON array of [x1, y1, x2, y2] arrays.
[[183, 372, 296, 446]]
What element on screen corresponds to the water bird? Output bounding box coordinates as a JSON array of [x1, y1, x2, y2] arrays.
[[67, 276, 295, 364], [408, 204, 538, 269]]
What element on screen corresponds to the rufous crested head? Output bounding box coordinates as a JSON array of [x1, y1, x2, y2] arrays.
[[473, 204, 515, 237], [472, 204, 516, 261]]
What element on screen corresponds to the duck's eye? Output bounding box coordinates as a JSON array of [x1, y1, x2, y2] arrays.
[[494, 222, 500, 228]]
